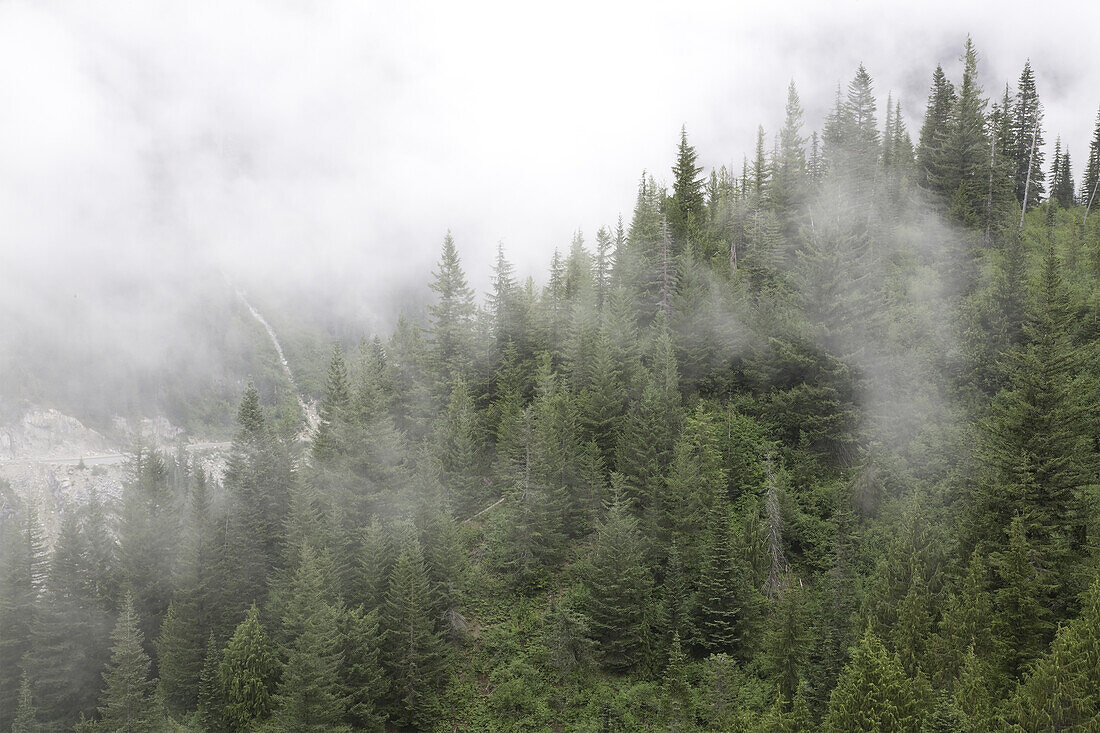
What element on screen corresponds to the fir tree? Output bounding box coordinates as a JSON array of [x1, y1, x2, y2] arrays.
[[583, 493, 653, 672], [824, 627, 920, 733], [10, 674, 38, 733], [669, 125, 706, 251], [96, 596, 161, 733], [1011, 60, 1045, 206], [916, 65, 956, 189], [428, 231, 476, 386], [221, 605, 280, 731], [381, 530, 446, 728], [694, 504, 759, 657]]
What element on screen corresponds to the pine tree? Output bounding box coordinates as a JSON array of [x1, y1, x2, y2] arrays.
[[583, 493, 653, 672], [272, 546, 347, 732], [669, 125, 706, 252], [931, 38, 989, 225], [97, 595, 161, 732], [824, 627, 920, 733], [694, 504, 759, 657], [428, 231, 476, 386], [1011, 60, 1045, 207], [382, 530, 446, 728], [221, 605, 280, 731], [916, 65, 956, 189], [10, 673, 38, 733]]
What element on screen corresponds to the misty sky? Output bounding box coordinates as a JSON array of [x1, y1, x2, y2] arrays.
[[3, 0, 1100, 332]]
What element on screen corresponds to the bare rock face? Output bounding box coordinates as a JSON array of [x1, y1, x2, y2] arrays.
[[1, 408, 112, 460]]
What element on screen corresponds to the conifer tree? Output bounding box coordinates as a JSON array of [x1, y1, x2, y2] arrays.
[[771, 81, 807, 219], [991, 515, 1052, 679], [694, 504, 759, 657], [222, 385, 293, 619], [931, 38, 989, 225], [669, 125, 706, 252], [97, 595, 161, 732], [0, 502, 46, 730], [221, 605, 280, 731], [659, 632, 693, 730], [971, 243, 1097, 616], [1083, 108, 1100, 213], [583, 493, 653, 672], [824, 627, 920, 733], [196, 634, 228, 732], [1011, 60, 1045, 206], [1009, 579, 1100, 729], [916, 65, 956, 189], [272, 546, 347, 732], [382, 530, 446, 728], [764, 583, 809, 703], [428, 231, 476, 386], [11, 674, 38, 733], [338, 604, 388, 731], [24, 510, 113, 730]]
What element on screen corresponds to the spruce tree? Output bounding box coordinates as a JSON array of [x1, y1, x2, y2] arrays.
[[669, 125, 706, 251], [428, 231, 476, 386], [583, 493, 653, 672], [96, 596, 161, 733], [10, 674, 38, 733], [694, 504, 759, 658], [1011, 60, 1045, 207], [824, 627, 920, 733], [381, 530, 446, 728], [916, 64, 956, 189], [220, 605, 280, 731]]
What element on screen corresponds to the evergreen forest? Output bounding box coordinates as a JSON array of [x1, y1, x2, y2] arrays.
[[5, 38, 1100, 732]]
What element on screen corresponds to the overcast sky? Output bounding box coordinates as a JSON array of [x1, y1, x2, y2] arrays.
[[3, 0, 1100, 330]]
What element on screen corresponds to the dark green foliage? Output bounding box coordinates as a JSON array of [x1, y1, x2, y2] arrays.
[[96, 596, 161, 732], [824, 627, 921, 733], [583, 494, 653, 672], [221, 605, 280, 730], [11, 49, 1100, 731], [381, 530, 446, 728], [693, 504, 760, 657], [668, 126, 706, 251]]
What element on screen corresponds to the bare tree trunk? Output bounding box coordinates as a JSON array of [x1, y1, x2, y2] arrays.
[[1085, 173, 1100, 224], [762, 454, 787, 600], [1020, 125, 1039, 228], [985, 132, 996, 245]]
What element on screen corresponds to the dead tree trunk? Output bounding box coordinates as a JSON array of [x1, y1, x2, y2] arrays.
[[1020, 125, 1039, 228]]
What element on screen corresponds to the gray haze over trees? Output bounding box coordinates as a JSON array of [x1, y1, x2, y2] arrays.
[[4, 1, 1100, 432]]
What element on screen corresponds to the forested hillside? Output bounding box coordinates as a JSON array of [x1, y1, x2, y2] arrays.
[[3, 38, 1100, 731]]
